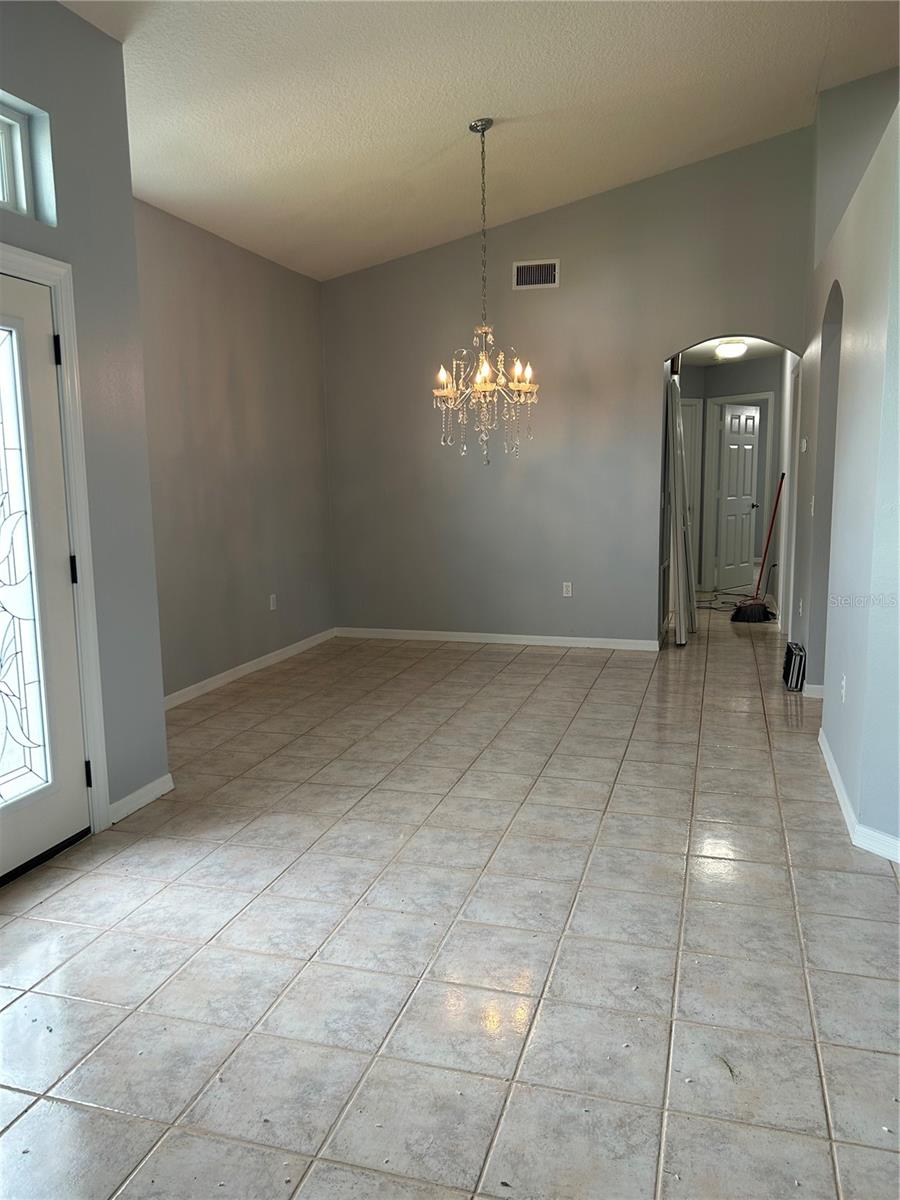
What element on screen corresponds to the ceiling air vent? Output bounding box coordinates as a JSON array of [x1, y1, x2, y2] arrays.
[[513, 259, 559, 290]]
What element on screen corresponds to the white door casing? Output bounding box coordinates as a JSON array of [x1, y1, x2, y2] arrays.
[[716, 403, 760, 592], [783, 365, 803, 637], [0, 273, 89, 874], [0, 244, 110, 859], [679, 398, 703, 582]]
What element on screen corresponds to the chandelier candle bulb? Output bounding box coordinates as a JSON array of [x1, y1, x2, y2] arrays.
[[430, 118, 541, 463]]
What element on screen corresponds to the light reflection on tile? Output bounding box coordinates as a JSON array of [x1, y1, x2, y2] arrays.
[[0, 615, 891, 1197]]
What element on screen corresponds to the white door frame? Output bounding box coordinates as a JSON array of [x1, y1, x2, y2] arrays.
[[0, 243, 110, 834], [781, 364, 802, 637], [679, 397, 703, 582], [701, 391, 774, 590]]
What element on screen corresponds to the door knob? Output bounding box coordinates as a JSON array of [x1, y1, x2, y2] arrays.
[[750, 502, 760, 509]]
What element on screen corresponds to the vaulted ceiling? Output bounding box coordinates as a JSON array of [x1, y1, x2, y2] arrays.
[[65, 1, 898, 280]]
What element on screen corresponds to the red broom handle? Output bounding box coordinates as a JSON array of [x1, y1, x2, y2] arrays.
[[753, 471, 786, 599]]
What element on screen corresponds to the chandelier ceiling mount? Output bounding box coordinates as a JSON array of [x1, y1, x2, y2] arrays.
[[468, 117, 493, 136]]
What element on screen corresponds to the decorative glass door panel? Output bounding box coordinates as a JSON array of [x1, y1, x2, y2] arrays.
[[0, 272, 88, 877], [0, 326, 50, 803]]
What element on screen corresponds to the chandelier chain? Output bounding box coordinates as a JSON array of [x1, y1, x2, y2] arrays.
[[480, 130, 487, 326]]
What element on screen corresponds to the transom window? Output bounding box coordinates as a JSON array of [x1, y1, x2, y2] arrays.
[[0, 101, 35, 219]]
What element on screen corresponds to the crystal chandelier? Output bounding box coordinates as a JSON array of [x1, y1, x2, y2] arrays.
[[432, 118, 540, 464]]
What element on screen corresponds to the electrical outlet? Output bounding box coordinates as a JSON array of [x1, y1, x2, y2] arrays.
[[268, 593, 277, 611], [798, 598, 803, 617], [840, 674, 846, 704], [562, 581, 573, 598]]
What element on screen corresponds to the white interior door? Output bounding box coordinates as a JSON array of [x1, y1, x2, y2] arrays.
[[717, 403, 760, 591], [0, 273, 88, 877]]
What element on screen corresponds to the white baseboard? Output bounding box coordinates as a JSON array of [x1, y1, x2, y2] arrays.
[[164, 627, 658, 712], [109, 773, 175, 825], [333, 627, 660, 652], [803, 682, 825, 699], [818, 729, 899, 863], [164, 628, 338, 709]]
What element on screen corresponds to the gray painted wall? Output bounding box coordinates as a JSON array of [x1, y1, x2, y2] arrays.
[[814, 69, 899, 265], [792, 76, 899, 687], [859, 181, 898, 840], [323, 130, 812, 643], [678, 364, 705, 397], [135, 202, 332, 696], [788, 75, 899, 849], [802, 289, 844, 685], [812, 115, 898, 840], [0, 2, 168, 803]]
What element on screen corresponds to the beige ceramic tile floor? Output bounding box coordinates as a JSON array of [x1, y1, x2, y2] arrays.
[[0, 612, 897, 1199]]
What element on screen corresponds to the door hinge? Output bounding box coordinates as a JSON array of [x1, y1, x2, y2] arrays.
[[84, 760, 93, 788], [69, 554, 78, 584], [53, 334, 62, 366]]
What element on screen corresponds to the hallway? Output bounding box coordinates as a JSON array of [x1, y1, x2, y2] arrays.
[[0, 613, 897, 1199]]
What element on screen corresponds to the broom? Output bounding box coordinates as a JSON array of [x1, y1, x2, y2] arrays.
[[731, 470, 786, 623]]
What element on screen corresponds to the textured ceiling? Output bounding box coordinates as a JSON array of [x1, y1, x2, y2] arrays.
[[65, 1, 899, 280]]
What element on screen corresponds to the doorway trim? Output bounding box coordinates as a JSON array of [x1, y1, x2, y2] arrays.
[[700, 390, 775, 590], [679, 396, 703, 582], [781, 363, 802, 636], [0, 243, 110, 832]]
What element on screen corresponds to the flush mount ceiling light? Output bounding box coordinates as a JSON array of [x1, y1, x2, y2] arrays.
[[432, 118, 540, 464], [715, 338, 749, 360]]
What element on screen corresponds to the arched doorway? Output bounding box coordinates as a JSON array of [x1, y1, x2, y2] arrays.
[[659, 334, 799, 637]]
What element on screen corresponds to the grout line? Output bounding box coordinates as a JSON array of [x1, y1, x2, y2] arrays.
[[748, 621, 843, 1200], [8, 639, 406, 1190], [4, 624, 891, 1198], [472, 641, 660, 1195], [298, 653, 627, 1181], [306, 658, 594, 1180], [13, 1082, 896, 1199], [102, 638, 549, 1190], [99, 637, 546, 1198], [653, 604, 711, 1200]]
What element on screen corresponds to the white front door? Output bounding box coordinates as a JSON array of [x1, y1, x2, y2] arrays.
[[0, 273, 88, 877], [717, 403, 760, 591]]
